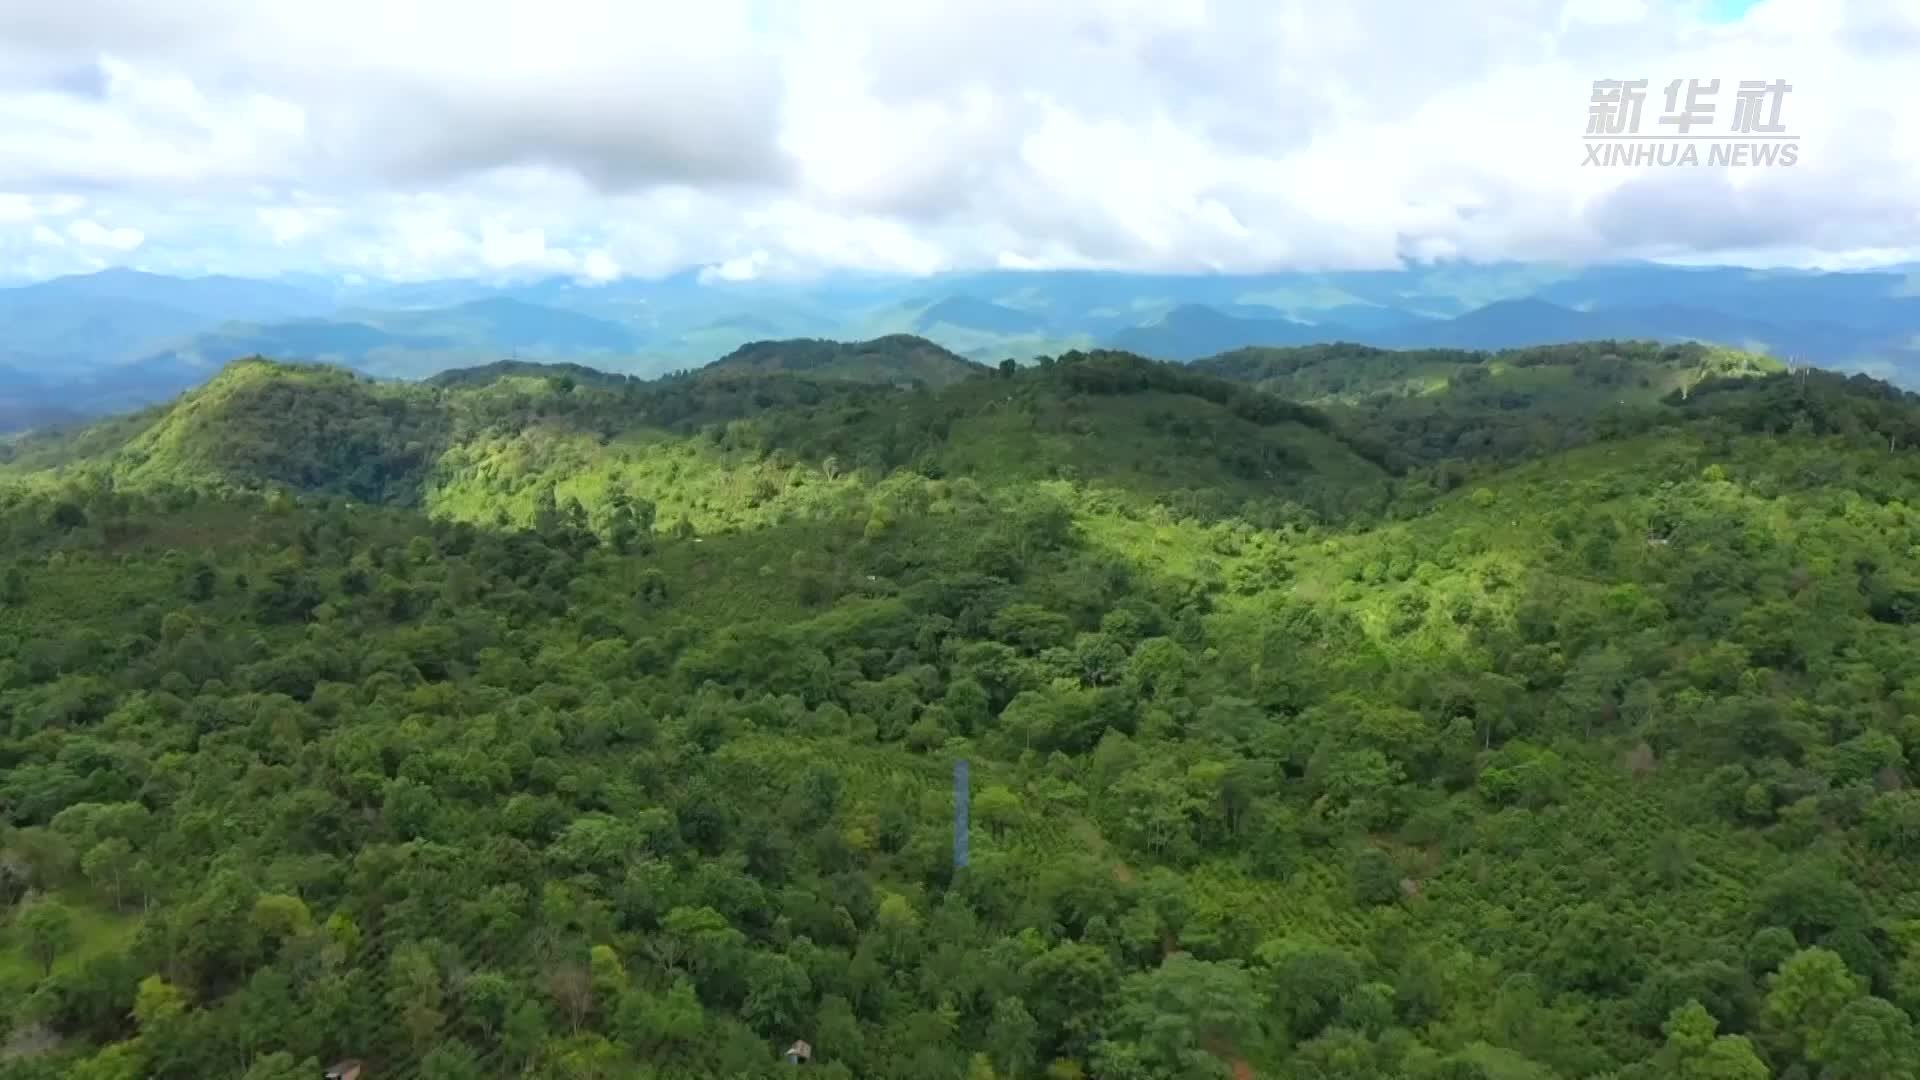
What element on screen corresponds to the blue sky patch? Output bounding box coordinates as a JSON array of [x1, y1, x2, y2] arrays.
[[1703, 0, 1765, 23]]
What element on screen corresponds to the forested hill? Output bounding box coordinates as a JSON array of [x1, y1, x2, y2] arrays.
[[7, 344, 1920, 1078], [0, 350, 1395, 526], [1192, 340, 1785, 468], [701, 334, 989, 388], [1192, 339, 1780, 405], [425, 360, 640, 392]]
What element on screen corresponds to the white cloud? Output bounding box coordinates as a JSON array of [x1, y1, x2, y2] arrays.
[[0, 0, 1912, 279], [0, 194, 35, 224], [700, 251, 772, 284], [257, 205, 337, 244], [0, 192, 84, 225], [0, 58, 308, 192], [477, 222, 594, 276], [66, 218, 144, 250], [579, 250, 621, 283], [1561, 0, 1651, 27]]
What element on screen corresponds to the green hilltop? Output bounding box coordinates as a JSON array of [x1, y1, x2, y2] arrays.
[[701, 333, 990, 388], [425, 358, 643, 392], [1193, 339, 1786, 466], [1193, 339, 1782, 405], [1, 349, 1396, 530], [5, 339, 1920, 1079]]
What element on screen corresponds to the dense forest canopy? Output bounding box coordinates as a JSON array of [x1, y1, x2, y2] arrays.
[[4, 341, 1920, 1079]]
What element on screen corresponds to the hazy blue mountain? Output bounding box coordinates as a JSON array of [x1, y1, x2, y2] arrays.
[[913, 295, 1049, 335], [1090, 285, 1920, 381], [1303, 303, 1442, 334], [0, 295, 213, 371], [0, 267, 327, 322], [130, 299, 647, 383], [357, 297, 641, 352], [0, 269, 339, 384], [1384, 298, 1594, 349], [132, 319, 445, 378], [1095, 298, 1578, 359], [674, 309, 846, 349], [1360, 300, 1888, 364], [0, 356, 242, 427], [1106, 303, 1321, 360], [691, 314, 792, 338], [0, 400, 86, 432], [348, 277, 509, 310], [1531, 263, 1914, 324], [496, 274, 858, 355]]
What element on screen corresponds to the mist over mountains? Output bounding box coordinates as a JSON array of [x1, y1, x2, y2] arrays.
[[2, 260, 1917, 429]]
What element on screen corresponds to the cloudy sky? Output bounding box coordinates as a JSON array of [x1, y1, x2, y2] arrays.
[[0, 0, 1913, 282]]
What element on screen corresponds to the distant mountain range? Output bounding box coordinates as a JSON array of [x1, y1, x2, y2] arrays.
[[1112, 296, 1895, 364], [1108, 304, 1322, 358], [1, 260, 1918, 429]]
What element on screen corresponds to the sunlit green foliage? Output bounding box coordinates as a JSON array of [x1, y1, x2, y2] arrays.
[[3, 346, 1920, 1078]]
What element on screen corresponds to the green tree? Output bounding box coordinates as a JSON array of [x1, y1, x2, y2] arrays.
[[743, 951, 811, 1035], [388, 941, 446, 1052], [20, 898, 76, 975], [1022, 942, 1120, 1055], [251, 893, 313, 941], [80, 838, 134, 910], [987, 996, 1040, 1079], [1653, 1001, 1770, 1080], [976, 785, 1027, 838], [1817, 996, 1919, 1080], [134, 974, 188, 1029], [1259, 938, 1362, 1041], [1091, 954, 1265, 1079], [65, 1041, 147, 1080], [1764, 948, 1865, 1065]]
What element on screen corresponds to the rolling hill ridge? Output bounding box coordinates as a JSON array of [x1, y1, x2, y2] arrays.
[[5, 260, 1920, 432]]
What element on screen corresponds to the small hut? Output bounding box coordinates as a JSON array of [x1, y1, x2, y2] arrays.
[[324, 1062, 365, 1080], [784, 1040, 813, 1065]]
